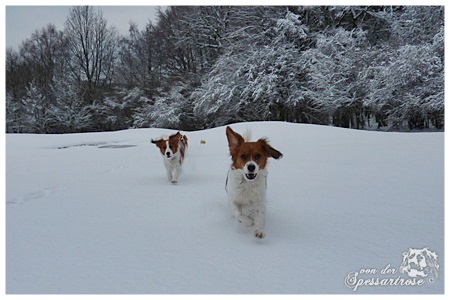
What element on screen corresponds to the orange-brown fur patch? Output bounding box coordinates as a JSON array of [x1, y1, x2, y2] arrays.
[[152, 139, 168, 155]]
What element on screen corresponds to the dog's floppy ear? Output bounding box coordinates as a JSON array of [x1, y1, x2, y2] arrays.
[[151, 138, 164, 148], [258, 138, 283, 159], [226, 126, 244, 156], [268, 145, 283, 159]]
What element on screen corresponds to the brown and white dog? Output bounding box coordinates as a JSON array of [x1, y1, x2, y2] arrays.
[[151, 132, 188, 184], [225, 126, 282, 238]]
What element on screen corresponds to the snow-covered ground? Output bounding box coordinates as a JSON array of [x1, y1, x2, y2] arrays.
[[5, 122, 444, 294]]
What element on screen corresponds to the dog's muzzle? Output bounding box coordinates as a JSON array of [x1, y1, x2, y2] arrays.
[[245, 163, 257, 180]]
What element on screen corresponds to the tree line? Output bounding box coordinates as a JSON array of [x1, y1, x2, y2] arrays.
[[6, 6, 444, 133]]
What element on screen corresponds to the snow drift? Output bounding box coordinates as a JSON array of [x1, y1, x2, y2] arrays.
[[5, 122, 444, 294]]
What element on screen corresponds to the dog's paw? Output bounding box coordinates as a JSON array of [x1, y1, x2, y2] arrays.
[[255, 230, 265, 239], [171, 180, 178, 184], [238, 215, 254, 227]]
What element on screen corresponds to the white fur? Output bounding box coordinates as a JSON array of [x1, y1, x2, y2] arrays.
[[226, 168, 268, 238], [162, 142, 183, 184]]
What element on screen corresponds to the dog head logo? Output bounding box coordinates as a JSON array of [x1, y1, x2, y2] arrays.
[[399, 248, 439, 279]]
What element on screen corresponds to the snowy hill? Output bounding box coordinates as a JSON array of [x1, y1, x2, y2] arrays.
[[6, 122, 444, 294]]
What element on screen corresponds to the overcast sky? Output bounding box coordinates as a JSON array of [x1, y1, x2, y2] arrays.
[[5, 5, 163, 50]]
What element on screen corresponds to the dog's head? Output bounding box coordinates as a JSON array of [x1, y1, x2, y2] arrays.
[[399, 248, 439, 279], [151, 132, 182, 159], [226, 126, 282, 181]]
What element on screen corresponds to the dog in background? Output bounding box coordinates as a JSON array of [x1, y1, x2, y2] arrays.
[[151, 132, 188, 184]]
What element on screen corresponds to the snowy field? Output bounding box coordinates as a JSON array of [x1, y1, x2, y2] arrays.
[[5, 122, 444, 294]]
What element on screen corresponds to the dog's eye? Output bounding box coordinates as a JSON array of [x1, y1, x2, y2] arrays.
[[240, 154, 248, 160], [255, 154, 261, 160]]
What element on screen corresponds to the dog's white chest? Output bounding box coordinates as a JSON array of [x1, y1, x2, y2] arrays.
[[227, 169, 267, 206], [164, 154, 180, 168]]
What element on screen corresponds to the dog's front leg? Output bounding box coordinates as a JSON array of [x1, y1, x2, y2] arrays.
[[230, 202, 253, 226], [253, 204, 266, 238], [165, 166, 174, 182], [171, 164, 181, 184]]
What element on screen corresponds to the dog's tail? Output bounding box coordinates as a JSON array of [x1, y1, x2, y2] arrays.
[[181, 134, 188, 148]]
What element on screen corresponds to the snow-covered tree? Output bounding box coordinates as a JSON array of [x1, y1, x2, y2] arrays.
[[48, 78, 92, 133], [5, 5, 444, 133], [387, 6, 444, 46], [302, 28, 372, 128], [86, 87, 149, 131], [193, 9, 312, 127], [134, 84, 195, 129], [21, 82, 52, 133], [6, 92, 26, 133], [366, 42, 444, 130]]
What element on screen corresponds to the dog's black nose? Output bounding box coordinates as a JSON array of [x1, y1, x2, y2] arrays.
[[247, 163, 256, 172], [166, 152, 171, 156]]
